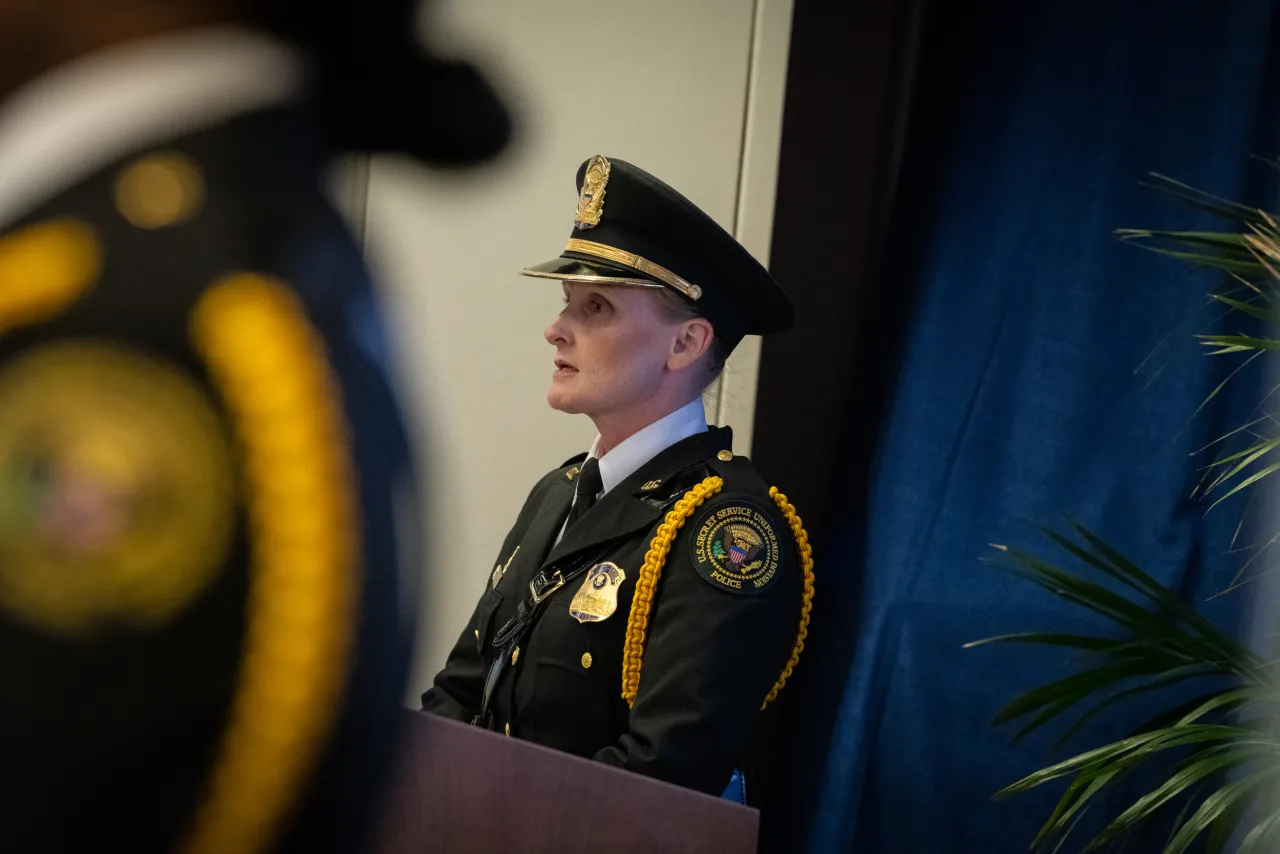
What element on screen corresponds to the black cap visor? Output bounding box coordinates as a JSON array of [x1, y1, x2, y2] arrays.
[[520, 256, 666, 290]]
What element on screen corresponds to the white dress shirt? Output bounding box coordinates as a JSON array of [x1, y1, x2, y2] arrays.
[[0, 26, 304, 230], [555, 397, 710, 546]]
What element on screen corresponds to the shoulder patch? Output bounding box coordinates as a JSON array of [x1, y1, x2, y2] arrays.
[[0, 340, 236, 636], [687, 495, 782, 595]]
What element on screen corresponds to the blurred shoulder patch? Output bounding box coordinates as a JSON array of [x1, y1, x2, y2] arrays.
[[0, 340, 236, 637], [687, 496, 782, 595]]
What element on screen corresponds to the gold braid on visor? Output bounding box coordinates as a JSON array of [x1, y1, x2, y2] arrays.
[[561, 238, 703, 301]]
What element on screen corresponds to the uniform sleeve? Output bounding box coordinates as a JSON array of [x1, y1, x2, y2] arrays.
[[592, 494, 799, 794], [418, 586, 495, 721], [419, 474, 557, 721]]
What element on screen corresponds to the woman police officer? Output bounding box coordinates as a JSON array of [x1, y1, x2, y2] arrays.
[[421, 155, 815, 798]]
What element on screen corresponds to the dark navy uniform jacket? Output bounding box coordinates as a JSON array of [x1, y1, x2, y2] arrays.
[[422, 425, 802, 797]]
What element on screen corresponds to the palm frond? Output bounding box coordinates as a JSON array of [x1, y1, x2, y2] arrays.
[[987, 170, 1280, 853], [977, 526, 1280, 851], [1137, 173, 1275, 226], [1208, 293, 1276, 323]]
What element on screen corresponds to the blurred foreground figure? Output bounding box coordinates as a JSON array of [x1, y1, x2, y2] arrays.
[[0, 1, 509, 852]]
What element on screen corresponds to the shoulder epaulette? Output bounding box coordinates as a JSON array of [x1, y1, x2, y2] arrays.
[[560, 452, 589, 482], [559, 451, 589, 469]]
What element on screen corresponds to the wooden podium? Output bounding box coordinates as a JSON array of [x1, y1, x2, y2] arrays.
[[371, 710, 760, 854]]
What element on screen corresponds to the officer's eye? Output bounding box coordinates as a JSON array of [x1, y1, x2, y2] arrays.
[[588, 299, 607, 314]]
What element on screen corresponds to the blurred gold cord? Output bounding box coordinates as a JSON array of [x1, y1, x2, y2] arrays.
[[183, 273, 360, 854]]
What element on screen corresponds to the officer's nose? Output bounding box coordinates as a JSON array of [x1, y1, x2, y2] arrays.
[[545, 313, 571, 347]]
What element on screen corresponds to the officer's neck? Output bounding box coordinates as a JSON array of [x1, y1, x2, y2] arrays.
[[588, 392, 702, 459]]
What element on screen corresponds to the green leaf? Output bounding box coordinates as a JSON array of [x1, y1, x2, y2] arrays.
[[1198, 333, 1280, 355], [963, 632, 1124, 651], [994, 732, 1169, 798], [1033, 766, 1125, 850], [996, 545, 1257, 680], [1239, 810, 1280, 854], [1127, 690, 1252, 741], [1208, 292, 1278, 322], [1123, 246, 1268, 275], [1166, 789, 1206, 853], [1011, 696, 1085, 744], [1050, 807, 1095, 854], [1208, 459, 1280, 510], [1203, 436, 1280, 500], [1176, 687, 1266, 726], [1054, 526, 1228, 645], [1204, 435, 1280, 470], [1052, 665, 1226, 749], [997, 547, 1206, 645], [1138, 174, 1273, 225], [1192, 350, 1264, 431], [1206, 767, 1273, 854], [1044, 526, 1168, 602], [1254, 154, 1280, 172], [995, 726, 1252, 798], [1064, 526, 1248, 656], [1088, 749, 1257, 848], [991, 658, 1167, 729], [1196, 413, 1280, 453], [1164, 765, 1280, 854], [1115, 229, 1258, 257]]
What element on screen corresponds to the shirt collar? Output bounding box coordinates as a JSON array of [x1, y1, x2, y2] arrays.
[[0, 26, 306, 231], [588, 397, 710, 497]]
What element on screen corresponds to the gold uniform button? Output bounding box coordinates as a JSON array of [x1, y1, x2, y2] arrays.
[[504, 722, 511, 736], [115, 152, 205, 229], [474, 629, 480, 641], [717, 450, 734, 462], [511, 646, 520, 665], [581, 652, 593, 669]]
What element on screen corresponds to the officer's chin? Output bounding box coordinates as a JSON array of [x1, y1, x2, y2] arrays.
[[546, 384, 584, 415]]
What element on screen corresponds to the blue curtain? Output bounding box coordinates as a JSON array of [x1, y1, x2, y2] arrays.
[[802, 2, 1280, 851]]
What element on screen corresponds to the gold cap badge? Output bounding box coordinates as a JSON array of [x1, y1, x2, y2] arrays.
[[574, 155, 611, 230]]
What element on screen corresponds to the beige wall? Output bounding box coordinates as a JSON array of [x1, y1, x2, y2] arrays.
[[339, 0, 793, 702]]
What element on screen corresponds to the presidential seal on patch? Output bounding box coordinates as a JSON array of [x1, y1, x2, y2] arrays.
[[0, 341, 236, 637], [569, 561, 626, 623], [690, 500, 781, 595]]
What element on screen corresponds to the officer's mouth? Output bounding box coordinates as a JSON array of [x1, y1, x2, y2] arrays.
[[553, 358, 578, 378]]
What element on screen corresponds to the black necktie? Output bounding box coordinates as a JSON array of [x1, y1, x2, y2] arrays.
[[564, 457, 603, 530]]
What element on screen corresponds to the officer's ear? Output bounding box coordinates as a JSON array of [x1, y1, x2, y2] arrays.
[[667, 317, 714, 372]]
